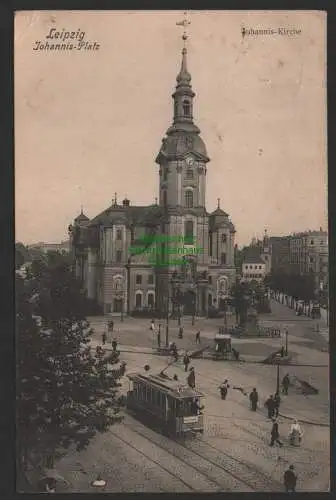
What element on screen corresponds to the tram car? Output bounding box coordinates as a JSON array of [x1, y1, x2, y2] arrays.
[[126, 372, 205, 437]]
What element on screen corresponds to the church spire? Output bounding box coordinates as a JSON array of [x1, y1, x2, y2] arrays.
[[176, 12, 192, 87]]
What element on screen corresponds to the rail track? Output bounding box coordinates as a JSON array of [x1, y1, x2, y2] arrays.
[[118, 416, 283, 491]]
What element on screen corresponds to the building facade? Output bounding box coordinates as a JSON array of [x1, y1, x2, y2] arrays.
[[69, 43, 236, 316], [270, 229, 328, 295]]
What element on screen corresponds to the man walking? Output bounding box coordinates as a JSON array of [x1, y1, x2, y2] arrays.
[[157, 329, 161, 349], [249, 388, 259, 411], [282, 373, 290, 395], [183, 351, 190, 372], [265, 395, 275, 419], [108, 319, 114, 333], [178, 326, 183, 339], [195, 331, 201, 344], [270, 418, 283, 447], [284, 465, 297, 492], [101, 332, 107, 345]]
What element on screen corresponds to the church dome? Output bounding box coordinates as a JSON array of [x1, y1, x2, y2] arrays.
[[74, 211, 89, 223], [157, 133, 209, 161]]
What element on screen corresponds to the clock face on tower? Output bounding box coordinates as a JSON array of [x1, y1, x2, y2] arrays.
[[185, 156, 194, 167]]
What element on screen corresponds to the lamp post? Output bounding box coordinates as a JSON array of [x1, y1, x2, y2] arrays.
[[284, 328, 288, 356], [275, 353, 281, 394], [165, 293, 169, 348]]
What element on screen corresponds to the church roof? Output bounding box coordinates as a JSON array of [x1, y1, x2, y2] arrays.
[[210, 207, 229, 217], [156, 133, 209, 163], [88, 204, 164, 228], [74, 211, 89, 223]]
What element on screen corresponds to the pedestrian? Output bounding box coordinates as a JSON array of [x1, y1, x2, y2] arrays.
[[283, 465, 297, 492], [219, 380, 229, 400], [282, 373, 290, 395], [232, 347, 240, 361], [150, 319, 155, 332], [265, 394, 275, 419], [157, 329, 161, 349], [274, 391, 281, 417], [280, 346, 285, 357], [195, 331, 201, 344], [102, 332, 106, 345], [173, 374, 178, 381], [183, 351, 190, 372], [289, 419, 303, 446], [178, 326, 183, 339], [249, 388, 259, 411], [112, 338, 117, 353], [187, 367, 195, 389], [270, 418, 283, 447], [108, 319, 114, 333]]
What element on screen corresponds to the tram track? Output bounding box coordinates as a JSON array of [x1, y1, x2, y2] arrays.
[[109, 421, 226, 492], [120, 416, 282, 491]]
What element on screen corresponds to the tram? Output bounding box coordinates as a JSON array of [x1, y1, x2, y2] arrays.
[[126, 372, 205, 437]]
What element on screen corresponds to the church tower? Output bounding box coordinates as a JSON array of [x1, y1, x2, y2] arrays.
[[155, 18, 210, 312]]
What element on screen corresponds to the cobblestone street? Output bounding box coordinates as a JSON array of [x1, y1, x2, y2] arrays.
[[54, 299, 330, 492]]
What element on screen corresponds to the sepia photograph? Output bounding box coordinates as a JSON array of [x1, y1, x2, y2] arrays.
[[15, 10, 329, 493]]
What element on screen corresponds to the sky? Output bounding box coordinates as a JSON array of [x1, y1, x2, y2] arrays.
[[15, 10, 327, 246]]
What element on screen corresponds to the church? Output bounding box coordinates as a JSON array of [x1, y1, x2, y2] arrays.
[[69, 33, 237, 317]]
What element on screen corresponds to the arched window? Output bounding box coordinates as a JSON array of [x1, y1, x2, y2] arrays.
[[184, 220, 194, 244], [135, 292, 142, 309], [185, 190, 193, 208], [147, 293, 155, 309], [183, 100, 191, 117]]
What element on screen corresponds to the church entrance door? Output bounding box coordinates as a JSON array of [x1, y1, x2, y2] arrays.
[[184, 290, 196, 316]]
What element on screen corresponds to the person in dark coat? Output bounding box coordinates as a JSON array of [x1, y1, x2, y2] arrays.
[[284, 465, 297, 492], [195, 331, 201, 344], [183, 352, 190, 372], [173, 374, 178, 381], [282, 373, 290, 395], [270, 418, 283, 447], [178, 326, 183, 339], [108, 320, 114, 332], [101, 332, 107, 345], [112, 339, 117, 353], [187, 367, 195, 388], [249, 388, 259, 411], [274, 391, 281, 417], [157, 330, 161, 349], [265, 395, 275, 419]]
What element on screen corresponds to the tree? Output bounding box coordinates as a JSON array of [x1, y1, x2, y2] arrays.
[[16, 253, 124, 487], [15, 242, 31, 269]]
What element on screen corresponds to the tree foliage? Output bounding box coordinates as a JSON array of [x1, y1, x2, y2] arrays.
[[17, 252, 124, 483], [265, 270, 316, 302]]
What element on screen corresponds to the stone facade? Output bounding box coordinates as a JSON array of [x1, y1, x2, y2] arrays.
[[69, 45, 236, 316]]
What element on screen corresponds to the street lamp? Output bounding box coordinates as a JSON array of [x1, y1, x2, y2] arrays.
[[165, 293, 169, 348], [274, 353, 281, 394], [284, 328, 288, 356]]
